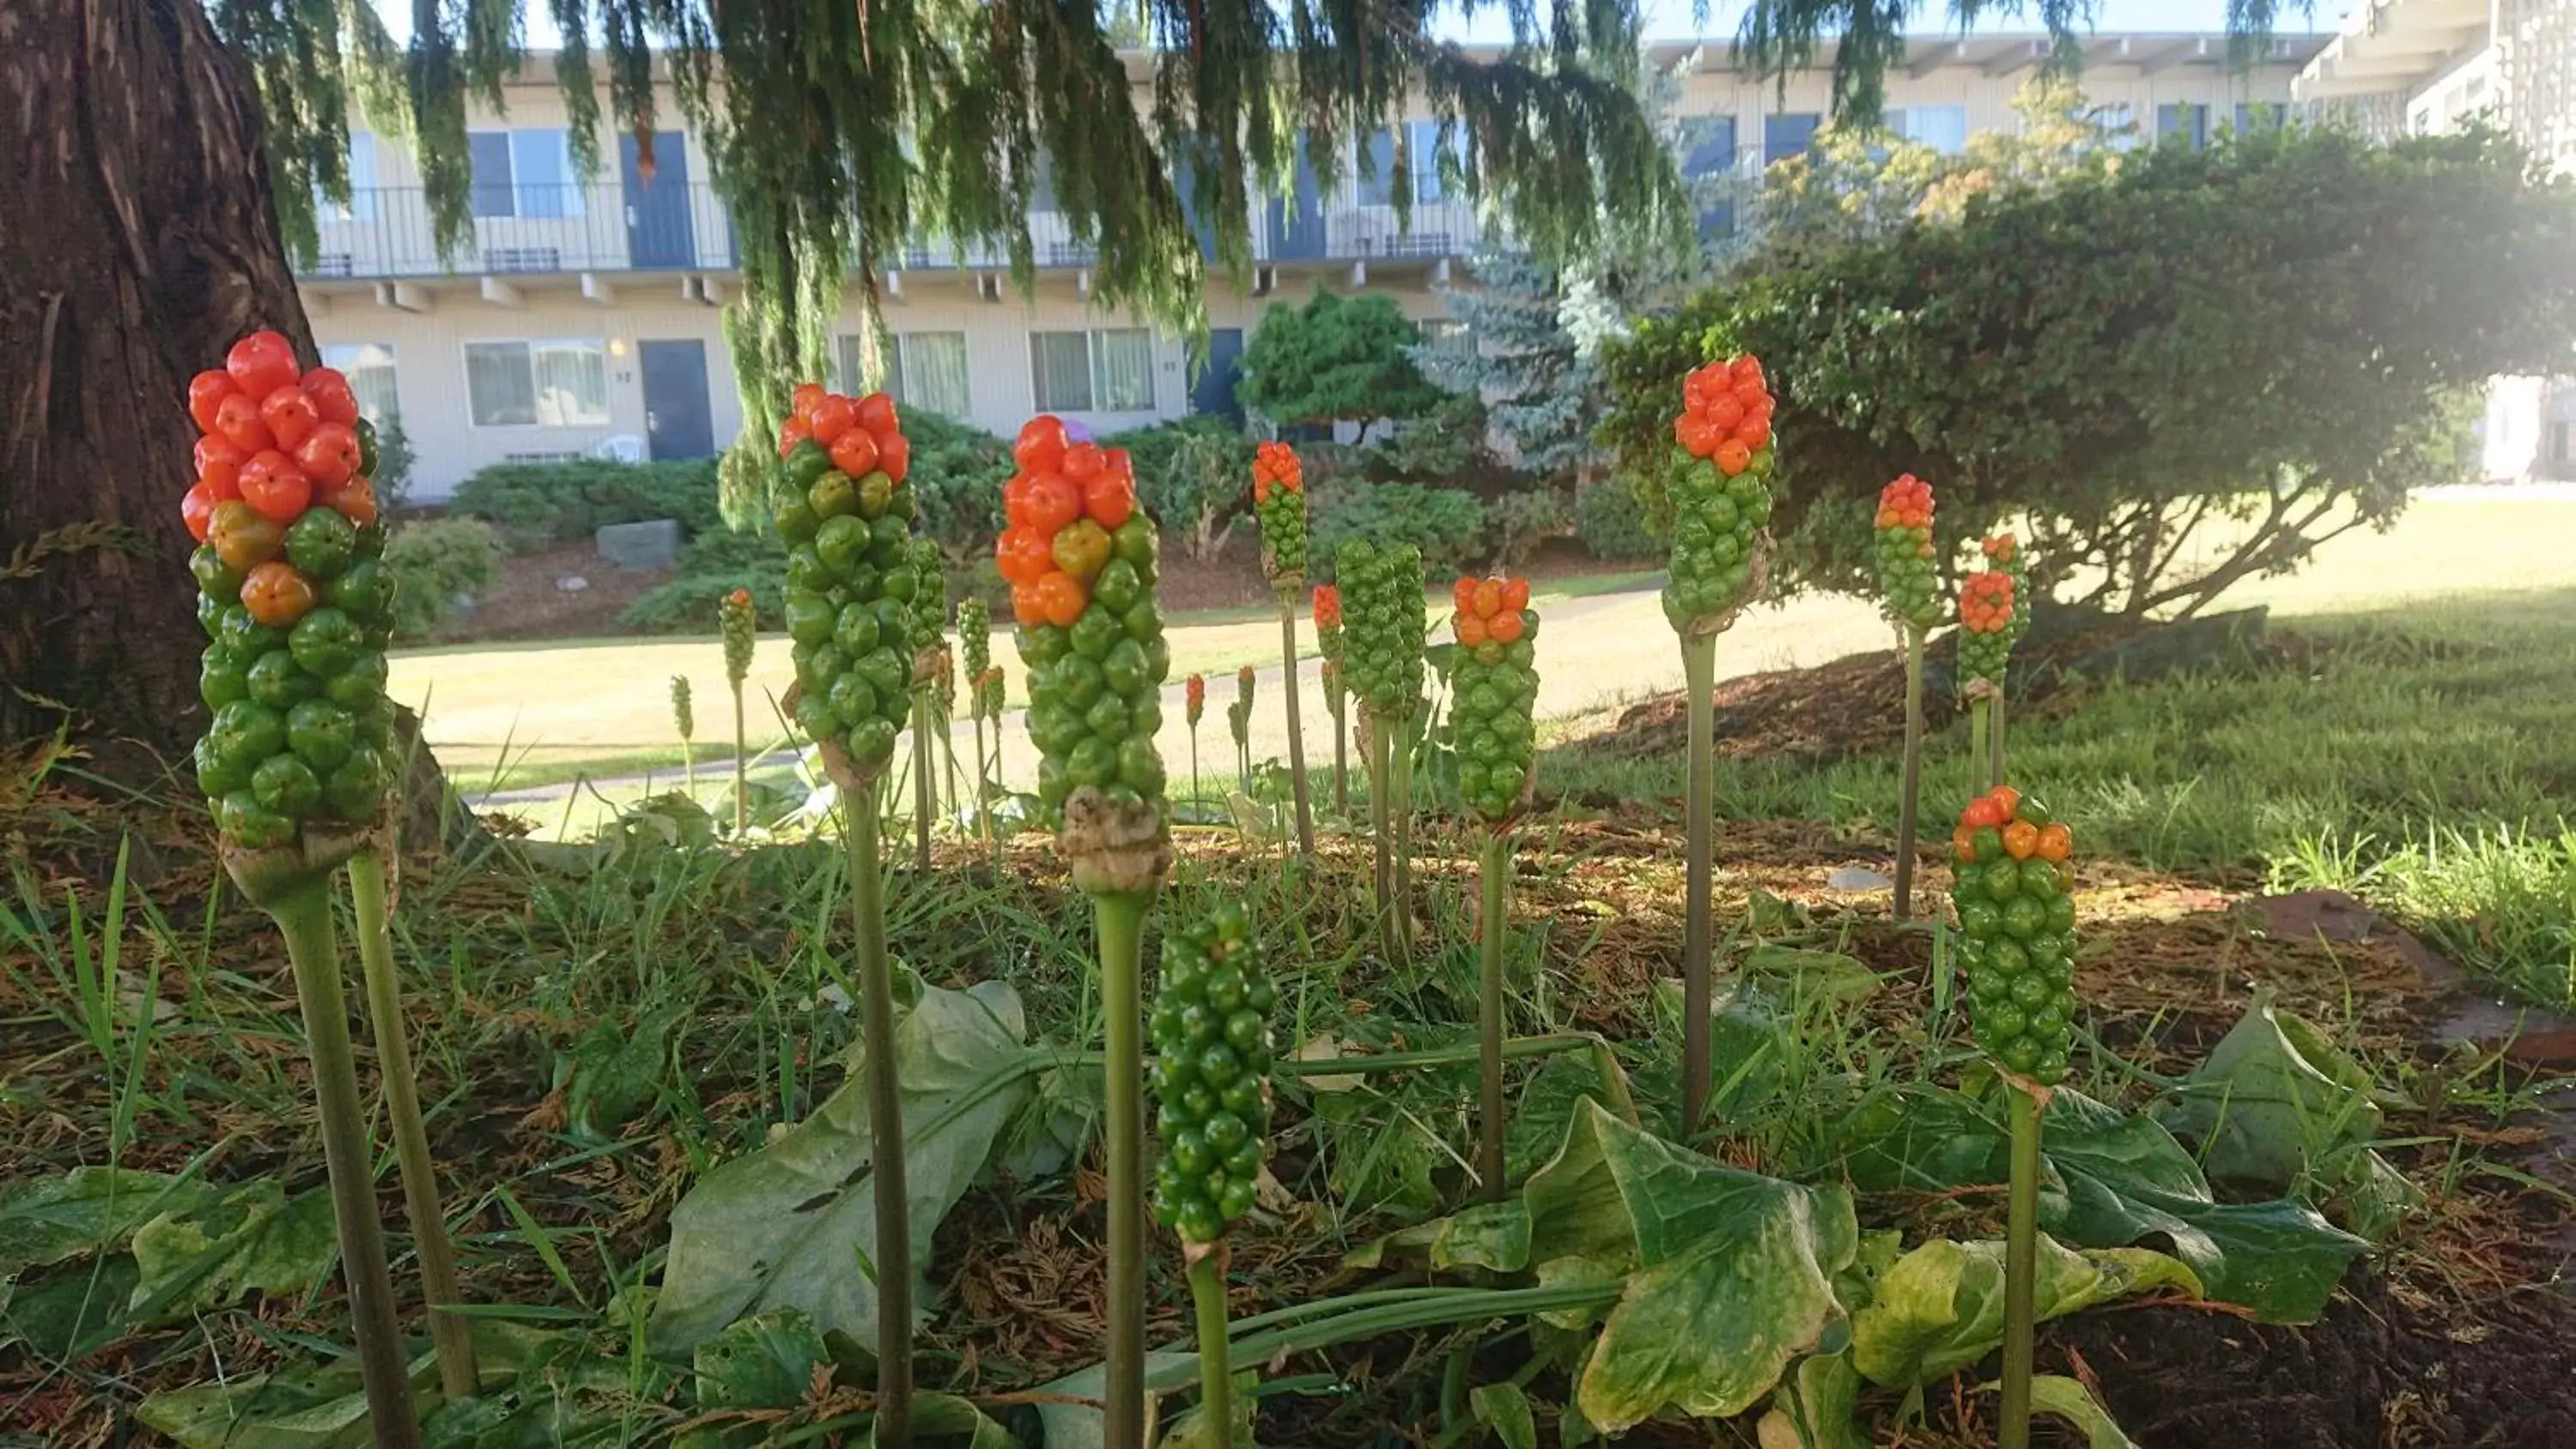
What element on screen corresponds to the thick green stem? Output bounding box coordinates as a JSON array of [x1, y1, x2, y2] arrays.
[[345, 850, 477, 1400], [1188, 725, 1201, 809], [1969, 695, 1993, 796], [1329, 691, 1348, 815], [848, 788, 913, 1448], [1095, 889, 1152, 1449], [2000, 1082, 2043, 1449], [1279, 597, 1315, 858], [732, 682, 750, 836], [1679, 630, 1716, 1138], [1991, 688, 2008, 790], [683, 743, 697, 797], [1187, 1248, 1236, 1448], [911, 690, 935, 876], [1478, 828, 1510, 1203], [1893, 625, 1926, 922], [265, 875, 421, 1448], [1389, 714, 1415, 956], [1365, 716, 1400, 962]]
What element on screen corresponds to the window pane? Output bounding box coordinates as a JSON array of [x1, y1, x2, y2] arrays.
[[1358, 129, 1399, 205], [468, 133, 516, 218], [836, 334, 882, 394], [1764, 112, 1820, 164], [465, 342, 537, 425], [898, 332, 971, 418], [1681, 115, 1738, 177], [1901, 105, 1967, 155], [530, 341, 610, 426], [513, 130, 581, 218], [321, 343, 398, 423], [1408, 121, 1448, 203], [315, 133, 380, 222], [1091, 330, 1153, 411], [1030, 332, 1093, 412], [2157, 104, 2208, 149]]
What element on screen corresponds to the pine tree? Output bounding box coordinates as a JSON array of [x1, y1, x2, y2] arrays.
[[1412, 249, 1599, 479]]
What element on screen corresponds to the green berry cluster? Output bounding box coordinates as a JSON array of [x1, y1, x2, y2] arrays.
[[1335, 541, 1425, 722], [1150, 900, 1276, 1244], [191, 433, 396, 851], [1449, 580, 1540, 822], [1020, 520, 1170, 820], [958, 594, 992, 691], [908, 538, 949, 676], [1872, 474, 1943, 632], [671, 675, 695, 742], [779, 435, 919, 775], [1951, 789, 2077, 1085], [720, 589, 757, 686], [1227, 664, 1255, 750], [1959, 623, 2013, 694], [1660, 452, 1774, 633]]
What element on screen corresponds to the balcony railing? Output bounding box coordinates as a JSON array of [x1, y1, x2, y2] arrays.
[[299, 176, 1482, 283]]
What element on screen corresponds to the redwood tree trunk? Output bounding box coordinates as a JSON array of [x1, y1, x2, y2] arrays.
[[0, 0, 313, 761]]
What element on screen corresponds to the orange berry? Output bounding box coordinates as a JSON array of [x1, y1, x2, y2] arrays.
[[1456, 612, 1490, 647], [2002, 820, 2040, 861], [2035, 822, 2074, 864]]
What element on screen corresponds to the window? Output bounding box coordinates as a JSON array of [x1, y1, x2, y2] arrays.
[[464, 340, 610, 427], [1419, 319, 1471, 355], [1679, 115, 1740, 239], [315, 133, 379, 222], [468, 130, 583, 219], [891, 332, 972, 418], [1030, 329, 1153, 412], [2087, 101, 2140, 150], [1763, 112, 1820, 165], [320, 343, 398, 422], [2233, 102, 2285, 133], [1890, 105, 1967, 155], [2156, 103, 2209, 149]]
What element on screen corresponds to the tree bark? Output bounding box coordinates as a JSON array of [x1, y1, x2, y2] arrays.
[[0, 0, 313, 761]]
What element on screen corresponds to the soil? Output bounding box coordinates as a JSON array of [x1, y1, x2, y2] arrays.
[[428, 543, 676, 644]]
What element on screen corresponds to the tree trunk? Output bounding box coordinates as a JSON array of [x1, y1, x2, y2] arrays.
[[0, 0, 312, 761]]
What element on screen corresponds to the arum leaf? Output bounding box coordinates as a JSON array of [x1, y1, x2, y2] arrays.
[[2020, 1373, 2143, 1449], [1850, 1235, 2201, 1387], [128, 1182, 337, 1321], [1472, 1382, 1540, 1449], [137, 1323, 570, 1447], [692, 1309, 827, 1409], [0, 1167, 225, 1279], [1345, 1201, 1530, 1274], [1029, 1351, 1197, 1449], [647, 979, 1040, 1356], [1755, 1353, 1867, 1449]]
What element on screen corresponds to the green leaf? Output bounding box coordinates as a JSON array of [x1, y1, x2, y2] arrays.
[[863, 1393, 1018, 1448], [1850, 1235, 2200, 1387], [1753, 1353, 1866, 1449], [693, 1309, 827, 1408], [1030, 1351, 1199, 1449], [0, 1167, 225, 1279], [2019, 1373, 2142, 1449], [1157, 1373, 1258, 1449], [1471, 1382, 1539, 1449], [1344, 1201, 1531, 1274], [137, 1322, 573, 1448], [565, 1006, 685, 1144], [128, 1182, 337, 1322], [647, 979, 1041, 1356]]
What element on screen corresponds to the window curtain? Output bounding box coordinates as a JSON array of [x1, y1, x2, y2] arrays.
[[899, 333, 971, 418], [1030, 332, 1093, 411], [1090, 330, 1152, 410]]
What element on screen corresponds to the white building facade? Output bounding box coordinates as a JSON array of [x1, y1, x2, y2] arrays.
[[300, 33, 2324, 501]]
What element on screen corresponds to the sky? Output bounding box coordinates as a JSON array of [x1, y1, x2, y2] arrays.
[[375, 0, 2356, 52]]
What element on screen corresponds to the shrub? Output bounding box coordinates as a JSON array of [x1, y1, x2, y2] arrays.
[[1481, 485, 1573, 571], [451, 458, 725, 552], [373, 415, 419, 514], [901, 410, 1017, 563], [1110, 416, 1254, 561], [384, 518, 504, 639], [1309, 477, 1486, 579], [621, 528, 788, 634], [1575, 474, 1662, 561]]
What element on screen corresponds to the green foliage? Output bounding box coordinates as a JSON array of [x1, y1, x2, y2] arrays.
[[370, 414, 418, 514], [622, 529, 788, 634], [2273, 825, 2576, 1014], [452, 459, 726, 553], [1411, 247, 1606, 479], [1109, 415, 1253, 562], [1601, 125, 2576, 615], [382, 517, 503, 639], [1236, 290, 1444, 426], [1312, 480, 1487, 580], [898, 410, 1018, 563], [1480, 485, 1572, 571], [1574, 476, 1660, 560]]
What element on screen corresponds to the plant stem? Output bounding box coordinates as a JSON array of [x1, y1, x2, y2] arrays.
[[1390, 714, 1415, 958], [1991, 687, 2008, 789], [345, 850, 477, 1400], [2000, 1080, 2042, 1449], [683, 743, 696, 798], [731, 682, 750, 836], [265, 873, 421, 1448], [847, 786, 913, 1449], [1279, 595, 1315, 858], [1366, 715, 1400, 962], [911, 690, 935, 876], [1478, 828, 1510, 1203], [1893, 624, 1926, 922], [1969, 695, 1992, 796], [1095, 889, 1153, 1449], [1189, 724, 1201, 810], [1679, 629, 1716, 1138], [1187, 1247, 1236, 1448], [1329, 691, 1348, 815]]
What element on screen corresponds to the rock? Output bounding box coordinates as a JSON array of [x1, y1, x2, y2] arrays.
[[1826, 866, 1893, 893], [2062, 606, 2268, 683], [556, 573, 591, 592], [596, 518, 683, 571], [2245, 888, 2461, 988]]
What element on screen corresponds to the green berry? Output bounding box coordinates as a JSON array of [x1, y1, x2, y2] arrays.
[[1150, 905, 1274, 1244]]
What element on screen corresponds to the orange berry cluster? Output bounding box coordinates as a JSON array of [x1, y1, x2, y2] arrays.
[[1251, 440, 1303, 501], [1872, 474, 1942, 630], [1185, 671, 1206, 726], [1959, 571, 2014, 635], [1449, 574, 1540, 822], [1449, 575, 1531, 648], [995, 416, 1143, 629], [1674, 355, 1775, 477], [183, 332, 384, 629], [1252, 440, 1309, 582], [1981, 531, 2032, 646], [779, 383, 912, 482]]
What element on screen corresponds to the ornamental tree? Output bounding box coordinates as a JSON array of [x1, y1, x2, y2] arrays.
[[1236, 290, 1446, 432]]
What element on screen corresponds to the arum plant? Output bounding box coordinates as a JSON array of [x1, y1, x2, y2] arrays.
[[1447, 573, 1538, 1201], [1336, 539, 1427, 964], [185, 330, 471, 1440], [1251, 441, 1315, 856], [1228, 664, 1256, 796], [996, 415, 1171, 1446], [1948, 785, 2077, 1449], [1662, 353, 1777, 1135], [1149, 901, 1277, 1446], [1958, 570, 2015, 794], [959, 594, 993, 831], [720, 587, 756, 834], [670, 674, 696, 797], [1981, 532, 2032, 785], [1186, 672, 1207, 805], [1313, 585, 1348, 815], [1872, 473, 1943, 921], [775, 381, 920, 1445], [907, 537, 951, 873]]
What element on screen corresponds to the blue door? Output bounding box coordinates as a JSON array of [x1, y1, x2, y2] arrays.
[[1264, 142, 1327, 260], [621, 131, 696, 269], [1191, 329, 1245, 418], [639, 340, 715, 459]]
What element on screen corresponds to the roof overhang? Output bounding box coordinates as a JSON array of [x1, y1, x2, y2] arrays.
[[2293, 0, 2493, 100]]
